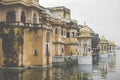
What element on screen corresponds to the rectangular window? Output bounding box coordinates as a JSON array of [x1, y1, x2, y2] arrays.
[[67, 32, 70, 38], [64, 30, 66, 36]]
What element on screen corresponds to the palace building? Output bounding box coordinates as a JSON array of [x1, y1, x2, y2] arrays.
[[0, 0, 116, 68], [0, 0, 80, 67]]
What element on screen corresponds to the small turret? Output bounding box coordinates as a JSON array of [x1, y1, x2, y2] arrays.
[[99, 35, 107, 44], [98, 35, 108, 58], [77, 22, 93, 65], [79, 22, 93, 38]]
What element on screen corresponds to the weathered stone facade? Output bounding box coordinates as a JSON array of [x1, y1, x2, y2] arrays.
[[0, 0, 79, 67]]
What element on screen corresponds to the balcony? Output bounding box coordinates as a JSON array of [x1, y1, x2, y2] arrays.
[[0, 22, 42, 28]]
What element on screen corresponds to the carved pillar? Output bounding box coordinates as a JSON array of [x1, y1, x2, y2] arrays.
[[16, 8, 22, 22]]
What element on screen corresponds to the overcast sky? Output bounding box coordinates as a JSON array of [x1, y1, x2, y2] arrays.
[[40, 0, 120, 46]]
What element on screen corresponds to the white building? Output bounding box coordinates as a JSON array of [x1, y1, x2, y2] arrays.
[[77, 22, 93, 65], [98, 35, 108, 59]]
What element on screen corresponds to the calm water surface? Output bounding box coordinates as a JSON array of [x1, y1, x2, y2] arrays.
[[0, 50, 120, 80]]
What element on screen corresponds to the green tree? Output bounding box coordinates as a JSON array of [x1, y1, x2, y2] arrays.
[[91, 32, 100, 48]]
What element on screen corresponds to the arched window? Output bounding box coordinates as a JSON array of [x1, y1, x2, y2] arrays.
[[104, 45, 106, 51], [55, 28, 58, 34], [83, 44, 87, 53], [61, 29, 63, 35], [72, 32, 75, 38], [78, 33, 80, 36], [21, 11, 26, 23], [33, 49, 38, 56], [67, 32, 70, 38], [46, 44, 50, 56], [33, 13, 37, 24], [62, 48, 64, 53], [110, 47, 111, 52], [6, 11, 16, 22], [64, 30, 66, 36]]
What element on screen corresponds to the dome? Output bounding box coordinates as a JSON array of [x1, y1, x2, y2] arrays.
[[108, 40, 115, 46], [99, 35, 107, 43], [79, 22, 92, 37], [111, 41, 116, 46], [108, 40, 113, 45]]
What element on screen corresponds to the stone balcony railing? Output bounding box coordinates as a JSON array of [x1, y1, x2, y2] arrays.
[[0, 22, 38, 27], [0, 22, 53, 31]]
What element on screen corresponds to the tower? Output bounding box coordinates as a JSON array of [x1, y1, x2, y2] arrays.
[[77, 22, 93, 64], [108, 40, 116, 56], [98, 35, 108, 58]]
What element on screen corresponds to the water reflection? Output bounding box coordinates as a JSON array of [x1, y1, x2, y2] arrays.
[[99, 59, 108, 79], [92, 51, 117, 80], [78, 65, 92, 80], [52, 66, 78, 80], [0, 51, 119, 80], [0, 71, 18, 80], [108, 55, 116, 72], [22, 69, 53, 80]]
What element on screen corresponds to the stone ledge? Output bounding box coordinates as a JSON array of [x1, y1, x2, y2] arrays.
[[0, 65, 53, 71]]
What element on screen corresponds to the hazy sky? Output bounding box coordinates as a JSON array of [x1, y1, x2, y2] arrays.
[[40, 0, 120, 46]]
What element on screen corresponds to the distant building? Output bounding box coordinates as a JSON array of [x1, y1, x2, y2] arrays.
[[97, 35, 116, 58]]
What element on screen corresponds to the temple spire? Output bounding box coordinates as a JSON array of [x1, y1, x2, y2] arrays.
[[83, 21, 87, 27], [84, 22, 86, 26], [102, 35, 105, 38]]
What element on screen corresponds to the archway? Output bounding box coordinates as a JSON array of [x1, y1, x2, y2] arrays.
[[2, 29, 18, 67], [83, 44, 87, 55], [46, 31, 50, 65], [46, 44, 49, 65], [6, 11, 16, 23], [21, 11, 26, 23], [33, 13, 37, 24], [55, 28, 58, 34]]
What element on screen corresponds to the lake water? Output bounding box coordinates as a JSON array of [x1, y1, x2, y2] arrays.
[[93, 50, 120, 80], [0, 50, 120, 80]]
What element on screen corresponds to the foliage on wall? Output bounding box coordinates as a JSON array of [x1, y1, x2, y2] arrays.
[[91, 32, 100, 48]]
